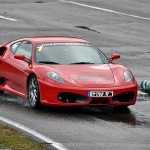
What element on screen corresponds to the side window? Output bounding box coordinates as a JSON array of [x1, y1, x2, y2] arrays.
[[10, 42, 22, 54], [15, 41, 32, 59]]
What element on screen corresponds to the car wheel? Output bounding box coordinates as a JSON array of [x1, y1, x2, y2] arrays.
[[28, 75, 40, 109]]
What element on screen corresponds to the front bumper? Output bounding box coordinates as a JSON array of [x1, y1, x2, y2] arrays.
[[38, 79, 138, 106]]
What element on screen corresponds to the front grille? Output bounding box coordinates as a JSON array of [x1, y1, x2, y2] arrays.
[[90, 97, 109, 105]]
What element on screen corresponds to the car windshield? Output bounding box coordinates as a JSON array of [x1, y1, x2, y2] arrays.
[[34, 42, 108, 64]]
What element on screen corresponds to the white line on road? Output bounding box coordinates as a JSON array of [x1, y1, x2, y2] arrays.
[[60, 0, 150, 21], [0, 15, 18, 21], [0, 116, 68, 150]]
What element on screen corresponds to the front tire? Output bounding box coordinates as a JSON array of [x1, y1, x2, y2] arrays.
[[28, 75, 40, 109]]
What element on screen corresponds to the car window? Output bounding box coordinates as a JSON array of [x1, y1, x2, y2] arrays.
[[35, 43, 108, 64], [15, 41, 32, 59], [10, 41, 22, 54]]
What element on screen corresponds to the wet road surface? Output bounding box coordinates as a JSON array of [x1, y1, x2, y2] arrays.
[[0, 91, 150, 150]]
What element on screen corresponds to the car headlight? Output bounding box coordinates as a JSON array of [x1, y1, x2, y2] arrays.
[[124, 70, 132, 82], [46, 72, 64, 82]]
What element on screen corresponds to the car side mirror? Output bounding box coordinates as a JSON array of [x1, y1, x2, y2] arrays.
[[110, 54, 120, 62], [14, 54, 26, 60], [14, 54, 31, 63]]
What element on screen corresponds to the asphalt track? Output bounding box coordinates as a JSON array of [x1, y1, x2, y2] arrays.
[[0, 0, 150, 150]]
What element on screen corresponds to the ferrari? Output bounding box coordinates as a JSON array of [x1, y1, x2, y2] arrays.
[[0, 36, 138, 109]]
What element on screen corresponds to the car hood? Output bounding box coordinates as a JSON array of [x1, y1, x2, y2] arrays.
[[51, 64, 115, 87]]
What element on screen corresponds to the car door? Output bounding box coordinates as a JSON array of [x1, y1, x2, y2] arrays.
[[3, 41, 32, 97]]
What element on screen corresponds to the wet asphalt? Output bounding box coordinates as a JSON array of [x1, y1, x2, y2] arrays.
[[0, 0, 150, 150], [0, 91, 150, 150]]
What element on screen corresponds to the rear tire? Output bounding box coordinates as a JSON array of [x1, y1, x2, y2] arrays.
[[28, 75, 40, 109]]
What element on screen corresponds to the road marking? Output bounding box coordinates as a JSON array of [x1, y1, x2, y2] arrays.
[[60, 0, 150, 21], [0, 15, 18, 21], [0, 116, 68, 150]]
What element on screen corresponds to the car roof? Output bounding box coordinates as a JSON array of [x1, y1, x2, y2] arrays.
[[18, 36, 89, 43]]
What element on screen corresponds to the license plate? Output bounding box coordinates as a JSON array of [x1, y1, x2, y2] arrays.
[[88, 91, 113, 97]]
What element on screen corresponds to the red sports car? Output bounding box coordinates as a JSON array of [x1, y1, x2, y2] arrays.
[[0, 36, 138, 109]]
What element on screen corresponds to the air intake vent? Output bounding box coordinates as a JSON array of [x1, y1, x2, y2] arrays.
[[0, 47, 6, 56], [0, 77, 5, 84], [58, 92, 88, 103]]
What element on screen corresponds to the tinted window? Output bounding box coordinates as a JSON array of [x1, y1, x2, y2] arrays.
[[15, 41, 32, 59], [35, 43, 108, 64]]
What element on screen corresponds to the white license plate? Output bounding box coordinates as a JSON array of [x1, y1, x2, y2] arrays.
[[88, 91, 113, 97]]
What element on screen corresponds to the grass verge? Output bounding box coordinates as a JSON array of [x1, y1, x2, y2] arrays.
[[0, 124, 47, 150]]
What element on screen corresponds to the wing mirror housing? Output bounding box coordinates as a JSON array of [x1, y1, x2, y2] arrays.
[[110, 54, 120, 62], [14, 54, 26, 60]]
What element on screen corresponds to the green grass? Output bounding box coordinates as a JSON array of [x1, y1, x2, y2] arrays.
[[0, 124, 47, 150]]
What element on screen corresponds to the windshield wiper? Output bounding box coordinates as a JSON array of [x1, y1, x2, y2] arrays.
[[70, 62, 95, 64], [38, 61, 60, 64]]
